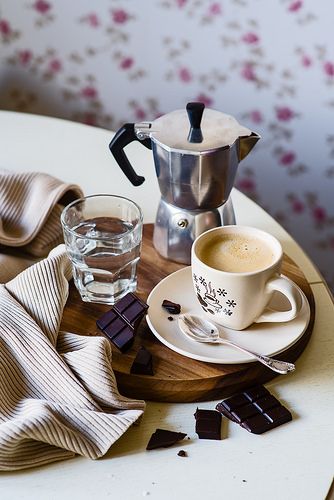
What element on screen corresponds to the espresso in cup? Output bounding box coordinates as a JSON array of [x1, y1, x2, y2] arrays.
[[198, 233, 276, 273], [192, 226, 302, 330]]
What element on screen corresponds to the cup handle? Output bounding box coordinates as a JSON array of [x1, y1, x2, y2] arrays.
[[255, 276, 303, 324]]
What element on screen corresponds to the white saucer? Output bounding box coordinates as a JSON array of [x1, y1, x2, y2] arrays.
[[146, 267, 310, 364]]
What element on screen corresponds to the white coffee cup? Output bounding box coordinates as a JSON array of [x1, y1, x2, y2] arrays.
[[191, 225, 303, 330]]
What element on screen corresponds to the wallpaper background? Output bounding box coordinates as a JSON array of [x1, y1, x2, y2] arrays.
[[0, 0, 333, 290]]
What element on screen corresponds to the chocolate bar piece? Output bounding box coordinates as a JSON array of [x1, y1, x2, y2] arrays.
[[130, 346, 154, 375], [96, 293, 148, 352], [146, 429, 187, 450], [162, 299, 181, 314], [194, 408, 222, 440], [114, 293, 148, 330], [216, 385, 292, 435], [111, 327, 134, 353]]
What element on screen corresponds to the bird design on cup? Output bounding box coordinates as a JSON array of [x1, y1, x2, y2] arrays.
[[193, 274, 237, 316]]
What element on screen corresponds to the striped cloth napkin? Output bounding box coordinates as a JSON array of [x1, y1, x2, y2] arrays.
[[0, 170, 83, 282], [0, 171, 145, 470]]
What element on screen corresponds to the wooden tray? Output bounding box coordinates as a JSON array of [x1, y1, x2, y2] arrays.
[[60, 224, 315, 403]]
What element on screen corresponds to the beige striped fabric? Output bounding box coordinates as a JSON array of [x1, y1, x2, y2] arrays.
[[0, 245, 145, 470], [0, 170, 83, 282], [0, 171, 145, 470]]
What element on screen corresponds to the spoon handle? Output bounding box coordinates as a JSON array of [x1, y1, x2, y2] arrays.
[[217, 339, 295, 375]]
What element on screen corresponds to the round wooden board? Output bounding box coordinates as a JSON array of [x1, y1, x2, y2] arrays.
[[60, 224, 315, 403]]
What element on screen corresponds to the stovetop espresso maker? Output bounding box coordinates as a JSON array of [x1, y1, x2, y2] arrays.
[[109, 102, 260, 264]]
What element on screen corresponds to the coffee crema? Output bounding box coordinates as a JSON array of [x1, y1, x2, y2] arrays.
[[198, 234, 275, 273]]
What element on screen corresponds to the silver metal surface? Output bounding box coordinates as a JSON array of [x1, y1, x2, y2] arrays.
[[134, 109, 253, 152], [178, 314, 296, 375], [153, 197, 235, 264], [133, 107, 260, 263], [152, 140, 245, 210]]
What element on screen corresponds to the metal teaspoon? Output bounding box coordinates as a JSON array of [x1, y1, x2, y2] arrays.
[[178, 314, 295, 375]]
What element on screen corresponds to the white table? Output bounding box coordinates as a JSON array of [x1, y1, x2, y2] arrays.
[[1, 111, 333, 500]]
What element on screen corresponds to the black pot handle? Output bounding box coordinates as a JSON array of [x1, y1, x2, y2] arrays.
[[109, 123, 152, 186], [187, 102, 205, 143]]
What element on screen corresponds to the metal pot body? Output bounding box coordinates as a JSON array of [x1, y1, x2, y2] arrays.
[[151, 141, 239, 211], [109, 103, 260, 264]]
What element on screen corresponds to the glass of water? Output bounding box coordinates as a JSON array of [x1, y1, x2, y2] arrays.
[[61, 194, 143, 305]]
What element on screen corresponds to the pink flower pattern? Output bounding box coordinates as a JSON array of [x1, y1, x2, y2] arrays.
[[49, 58, 62, 72], [276, 106, 295, 121], [18, 50, 33, 65], [324, 62, 334, 77], [279, 152, 296, 165], [0, 19, 11, 35], [112, 9, 129, 24], [135, 108, 146, 120], [208, 3, 222, 15], [120, 57, 134, 69], [242, 33, 259, 44], [33, 0, 51, 14], [176, 0, 187, 8], [241, 62, 257, 81], [237, 177, 256, 192], [0, 1, 333, 291], [301, 55, 312, 67], [86, 13, 100, 28], [249, 110, 263, 123], [179, 67, 192, 82], [288, 1, 303, 12], [81, 86, 98, 99], [292, 199, 305, 214], [195, 93, 213, 107], [312, 206, 327, 223]]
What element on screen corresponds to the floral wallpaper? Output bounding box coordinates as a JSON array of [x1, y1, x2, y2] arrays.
[[0, 0, 333, 290]]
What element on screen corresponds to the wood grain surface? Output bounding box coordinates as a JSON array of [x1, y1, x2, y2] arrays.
[[60, 224, 315, 403]]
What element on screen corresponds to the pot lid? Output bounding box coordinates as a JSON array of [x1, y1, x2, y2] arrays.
[[144, 103, 252, 153]]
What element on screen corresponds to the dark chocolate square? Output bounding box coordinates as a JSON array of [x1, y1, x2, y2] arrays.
[[219, 393, 249, 412], [112, 328, 134, 353], [241, 414, 272, 435], [96, 309, 118, 331], [130, 346, 154, 375], [113, 293, 135, 313], [231, 403, 258, 423], [123, 301, 144, 325], [194, 408, 222, 440], [215, 402, 238, 423], [194, 409, 219, 421], [243, 385, 270, 402], [254, 395, 279, 413], [103, 317, 127, 341], [264, 405, 292, 425]]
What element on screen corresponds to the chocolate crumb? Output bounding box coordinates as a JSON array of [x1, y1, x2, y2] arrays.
[[167, 316, 174, 321], [177, 450, 187, 457]]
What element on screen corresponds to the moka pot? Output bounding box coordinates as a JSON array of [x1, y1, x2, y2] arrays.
[[109, 102, 260, 264]]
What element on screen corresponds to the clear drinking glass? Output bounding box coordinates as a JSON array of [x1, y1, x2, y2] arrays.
[[61, 194, 143, 305]]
